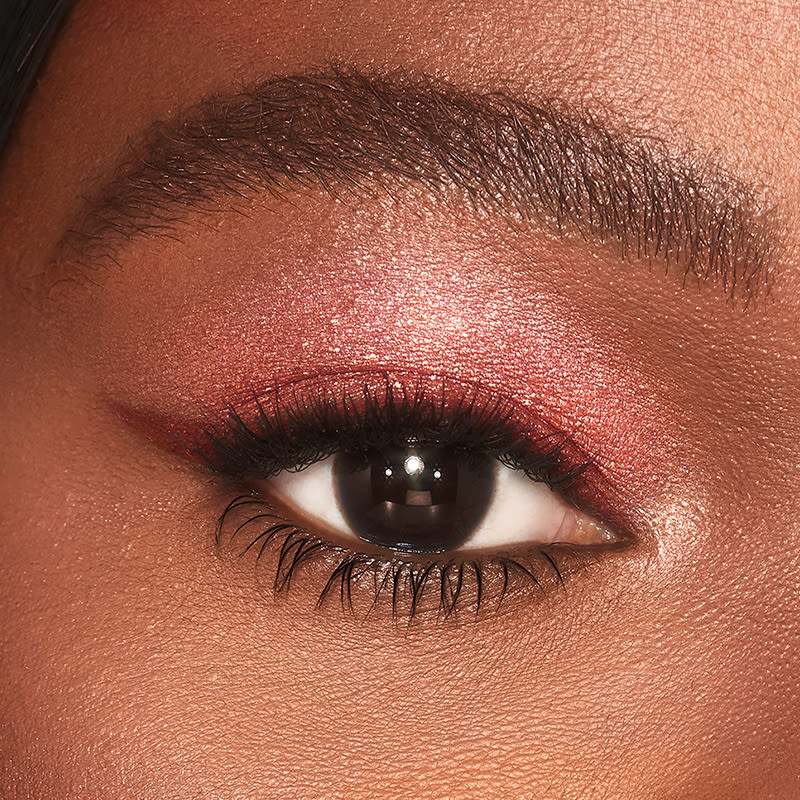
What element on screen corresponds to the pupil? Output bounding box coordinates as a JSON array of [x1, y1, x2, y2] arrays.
[[333, 445, 496, 552]]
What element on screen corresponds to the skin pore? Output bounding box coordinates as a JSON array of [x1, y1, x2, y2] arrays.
[[1, 1, 799, 798]]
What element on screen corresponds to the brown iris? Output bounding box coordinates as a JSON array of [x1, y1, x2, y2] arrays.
[[333, 445, 496, 552]]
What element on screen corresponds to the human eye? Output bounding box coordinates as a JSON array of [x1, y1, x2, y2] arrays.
[[161, 371, 627, 621]]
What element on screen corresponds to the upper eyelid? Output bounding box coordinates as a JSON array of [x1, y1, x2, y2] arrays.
[[112, 368, 594, 469], [109, 368, 648, 542]]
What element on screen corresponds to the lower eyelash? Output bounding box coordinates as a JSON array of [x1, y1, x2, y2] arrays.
[[216, 495, 610, 622]]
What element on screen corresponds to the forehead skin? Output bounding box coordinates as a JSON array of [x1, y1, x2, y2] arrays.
[[1, 2, 799, 799], [3, 0, 800, 274]]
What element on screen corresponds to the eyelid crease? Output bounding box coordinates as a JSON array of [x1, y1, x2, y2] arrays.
[[58, 68, 780, 304], [111, 367, 594, 463]]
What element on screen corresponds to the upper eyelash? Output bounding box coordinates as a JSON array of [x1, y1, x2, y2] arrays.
[[194, 371, 594, 492]]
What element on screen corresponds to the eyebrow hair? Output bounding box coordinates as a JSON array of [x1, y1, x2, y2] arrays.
[[58, 69, 779, 302]]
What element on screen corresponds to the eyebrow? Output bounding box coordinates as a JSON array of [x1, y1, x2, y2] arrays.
[[58, 69, 780, 302]]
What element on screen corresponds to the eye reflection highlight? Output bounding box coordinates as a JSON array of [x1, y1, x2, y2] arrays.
[[404, 454, 424, 477]]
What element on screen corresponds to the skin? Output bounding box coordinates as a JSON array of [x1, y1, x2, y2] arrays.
[[1, 1, 800, 798]]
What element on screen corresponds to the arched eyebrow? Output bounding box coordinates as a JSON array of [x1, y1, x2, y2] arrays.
[[58, 69, 780, 303]]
